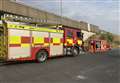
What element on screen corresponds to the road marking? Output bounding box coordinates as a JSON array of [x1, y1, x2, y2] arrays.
[[76, 75, 87, 80]]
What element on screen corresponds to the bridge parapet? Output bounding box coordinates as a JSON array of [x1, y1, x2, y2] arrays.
[[0, 0, 101, 34]]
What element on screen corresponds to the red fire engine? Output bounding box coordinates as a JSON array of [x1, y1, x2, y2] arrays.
[[0, 15, 84, 62], [89, 40, 111, 53]]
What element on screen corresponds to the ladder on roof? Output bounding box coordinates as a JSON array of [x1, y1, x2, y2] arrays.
[[1, 14, 63, 29]]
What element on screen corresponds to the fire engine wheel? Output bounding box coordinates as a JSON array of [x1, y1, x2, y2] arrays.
[[36, 50, 48, 63], [72, 47, 79, 57], [79, 47, 84, 55]]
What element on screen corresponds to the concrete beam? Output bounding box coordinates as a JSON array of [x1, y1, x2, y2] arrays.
[[80, 21, 88, 31], [0, 0, 101, 33], [90, 24, 100, 33]]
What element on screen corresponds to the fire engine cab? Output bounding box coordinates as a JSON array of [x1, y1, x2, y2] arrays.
[[0, 14, 84, 62]]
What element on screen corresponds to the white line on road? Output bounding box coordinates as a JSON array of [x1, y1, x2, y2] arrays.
[[76, 75, 87, 80]]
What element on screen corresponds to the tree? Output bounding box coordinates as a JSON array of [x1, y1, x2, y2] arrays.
[[100, 32, 113, 43], [107, 33, 113, 43]]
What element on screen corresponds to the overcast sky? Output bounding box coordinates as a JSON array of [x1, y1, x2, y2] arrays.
[[17, 0, 120, 35]]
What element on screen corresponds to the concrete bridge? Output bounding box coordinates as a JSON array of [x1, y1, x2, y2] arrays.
[[0, 0, 102, 40]]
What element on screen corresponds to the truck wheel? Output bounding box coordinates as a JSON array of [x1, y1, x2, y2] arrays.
[[72, 47, 79, 57], [79, 47, 84, 55], [36, 50, 48, 63], [63, 48, 67, 55]]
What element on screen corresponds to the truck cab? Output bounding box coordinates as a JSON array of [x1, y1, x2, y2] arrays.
[[64, 27, 84, 56]]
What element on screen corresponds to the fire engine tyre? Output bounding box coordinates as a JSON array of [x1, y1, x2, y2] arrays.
[[71, 47, 79, 57], [79, 47, 84, 55], [36, 50, 48, 63]]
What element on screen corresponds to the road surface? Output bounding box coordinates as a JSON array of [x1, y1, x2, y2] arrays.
[[0, 48, 119, 83]]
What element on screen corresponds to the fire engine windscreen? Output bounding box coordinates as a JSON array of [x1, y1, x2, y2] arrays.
[[67, 31, 73, 38], [96, 41, 101, 48], [77, 32, 83, 39]]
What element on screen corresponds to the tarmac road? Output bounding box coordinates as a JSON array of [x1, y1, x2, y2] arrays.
[[0, 48, 119, 83]]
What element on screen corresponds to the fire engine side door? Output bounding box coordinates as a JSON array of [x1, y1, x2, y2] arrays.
[[64, 28, 74, 46], [76, 31, 83, 46], [50, 32, 63, 56]]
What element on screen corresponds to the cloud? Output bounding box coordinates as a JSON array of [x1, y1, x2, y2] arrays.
[[17, 0, 120, 35]]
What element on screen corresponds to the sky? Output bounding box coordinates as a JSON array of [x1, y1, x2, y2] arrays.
[[16, 0, 120, 35]]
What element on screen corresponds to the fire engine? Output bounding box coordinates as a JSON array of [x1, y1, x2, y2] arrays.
[[89, 40, 111, 53], [0, 14, 83, 62]]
